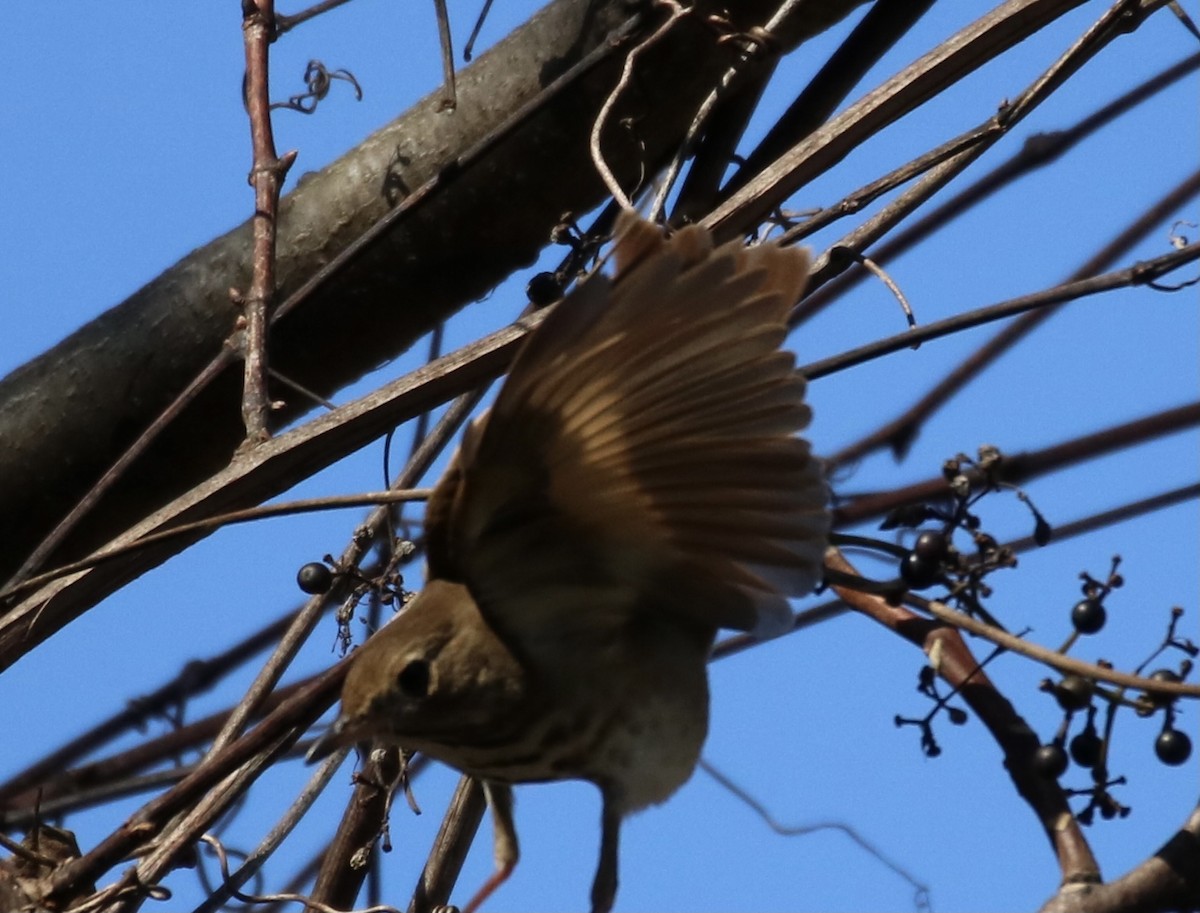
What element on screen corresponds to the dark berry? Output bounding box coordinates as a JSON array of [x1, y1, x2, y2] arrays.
[[525, 271, 562, 307], [913, 530, 949, 561], [1145, 669, 1182, 708], [297, 562, 334, 595], [1070, 598, 1106, 635], [1069, 730, 1103, 768], [1054, 675, 1093, 711], [1034, 743, 1069, 778], [1155, 728, 1192, 766], [900, 552, 940, 589]]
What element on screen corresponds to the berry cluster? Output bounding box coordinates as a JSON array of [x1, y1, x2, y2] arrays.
[[294, 552, 413, 652], [1031, 567, 1194, 826], [873, 456, 1193, 835]]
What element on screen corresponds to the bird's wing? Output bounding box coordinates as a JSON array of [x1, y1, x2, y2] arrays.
[[426, 212, 828, 645]]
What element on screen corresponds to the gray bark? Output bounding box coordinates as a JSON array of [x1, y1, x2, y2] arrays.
[[0, 0, 858, 584]]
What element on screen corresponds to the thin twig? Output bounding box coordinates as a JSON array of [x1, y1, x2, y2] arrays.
[[781, 0, 1174, 308], [799, 244, 1200, 381], [0, 604, 299, 807], [239, 0, 295, 444], [191, 754, 347, 913], [721, 0, 938, 199], [1002, 483, 1200, 555], [590, 0, 688, 209], [826, 168, 1200, 467], [698, 760, 932, 909], [8, 356, 231, 586], [907, 594, 1200, 697], [431, 0, 457, 110], [833, 401, 1200, 527], [43, 664, 347, 906], [783, 51, 1200, 267], [652, 0, 803, 219], [274, 0, 355, 35], [705, 0, 1169, 240], [407, 776, 488, 913], [0, 490, 432, 606]]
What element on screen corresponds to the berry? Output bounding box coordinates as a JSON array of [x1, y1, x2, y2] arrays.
[[1155, 728, 1192, 766], [946, 707, 968, 725], [913, 530, 949, 561], [297, 562, 334, 595], [1145, 669, 1182, 709], [1070, 598, 1106, 635], [900, 552, 940, 589], [1034, 743, 1068, 778], [1054, 675, 1093, 712], [1069, 730, 1103, 768], [526, 271, 562, 307]]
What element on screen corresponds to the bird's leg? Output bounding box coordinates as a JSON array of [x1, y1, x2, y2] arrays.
[[462, 781, 518, 913], [589, 796, 622, 913]]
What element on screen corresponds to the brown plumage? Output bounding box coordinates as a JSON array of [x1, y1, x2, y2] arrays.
[[308, 212, 829, 912]]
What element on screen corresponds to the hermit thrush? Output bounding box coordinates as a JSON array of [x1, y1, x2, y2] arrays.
[[308, 212, 829, 912]]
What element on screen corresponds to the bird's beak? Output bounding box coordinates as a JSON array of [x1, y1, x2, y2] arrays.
[[305, 715, 351, 764]]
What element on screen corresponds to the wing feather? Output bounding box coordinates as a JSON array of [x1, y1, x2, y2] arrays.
[[428, 213, 828, 645]]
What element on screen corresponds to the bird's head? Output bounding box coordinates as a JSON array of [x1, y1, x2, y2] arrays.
[[307, 579, 532, 764]]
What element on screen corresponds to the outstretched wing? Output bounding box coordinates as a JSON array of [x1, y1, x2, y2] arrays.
[[425, 213, 828, 649]]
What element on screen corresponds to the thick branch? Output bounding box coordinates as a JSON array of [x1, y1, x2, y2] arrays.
[[0, 0, 853, 585], [1039, 804, 1200, 912]]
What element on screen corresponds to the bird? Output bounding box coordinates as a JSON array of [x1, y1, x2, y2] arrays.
[[307, 211, 829, 913]]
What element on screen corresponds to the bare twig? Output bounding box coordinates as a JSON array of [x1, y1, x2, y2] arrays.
[[833, 401, 1200, 527], [432, 0, 457, 110], [0, 604, 300, 808], [43, 663, 347, 907], [407, 776, 488, 913], [0, 685, 302, 827], [698, 760, 932, 909], [705, 0, 1158, 239], [782, 0, 1174, 306], [722, 0, 937, 199], [1001, 483, 1200, 554], [274, 0, 355, 35], [800, 244, 1200, 380], [239, 0, 295, 443], [0, 490, 432, 606], [826, 168, 1200, 467], [191, 754, 347, 913], [590, 0, 688, 209], [653, 0, 801, 219], [785, 51, 1200, 287]]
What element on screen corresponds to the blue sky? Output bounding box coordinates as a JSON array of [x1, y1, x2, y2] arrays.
[[2, 2, 1197, 911]]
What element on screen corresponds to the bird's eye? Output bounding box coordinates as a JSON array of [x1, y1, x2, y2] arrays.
[[396, 659, 431, 698]]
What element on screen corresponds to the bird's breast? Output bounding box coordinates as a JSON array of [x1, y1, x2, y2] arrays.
[[442, 628, 711, 814]]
